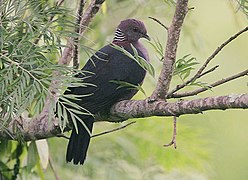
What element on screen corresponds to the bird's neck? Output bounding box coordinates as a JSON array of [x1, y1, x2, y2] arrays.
[[112, 28, 135, 47], [113, 28, 127, 43], [112, 28, 149, 61]]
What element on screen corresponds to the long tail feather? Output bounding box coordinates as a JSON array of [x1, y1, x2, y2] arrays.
[[66, 117, 94, 165]]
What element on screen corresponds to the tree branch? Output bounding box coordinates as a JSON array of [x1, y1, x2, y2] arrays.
[[170, 69, 248, 98], [151, 0, 189, 100], [0, 0, 106, 141], [106, 94, 248, 121], [167, 26, 248, 98], [73, 0, 85, 69], [91, 121, 136, 138], [79, 0, 106, 34], [1, 94, 247, 141], [59, 0, 106, 66], [197, 65, 219, 79]]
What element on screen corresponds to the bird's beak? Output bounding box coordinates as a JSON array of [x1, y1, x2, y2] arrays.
[[142, 34, 151, 41]]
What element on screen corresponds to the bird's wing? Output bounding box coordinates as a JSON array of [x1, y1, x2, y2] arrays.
[[66, 44, 147, 114]]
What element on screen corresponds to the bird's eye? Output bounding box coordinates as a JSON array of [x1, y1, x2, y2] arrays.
[[133, 28, 138, 32]]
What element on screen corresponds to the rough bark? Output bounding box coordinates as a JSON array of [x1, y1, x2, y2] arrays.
[[151, 0, 189, 100], [1, 94, 247, 141]]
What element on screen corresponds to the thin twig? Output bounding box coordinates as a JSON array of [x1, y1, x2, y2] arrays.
[[73, 0, 85, 69], [190, 26, 248, 81], [167, 66, 219, 99], [197, 65, 219, 79], [171, 69, 248, 98], [91, 121, 136, 138], [148, 16, 168, 30], [164, 116, 177, 149], [166, 26, 248, 98]]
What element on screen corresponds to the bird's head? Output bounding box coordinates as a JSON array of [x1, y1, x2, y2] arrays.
[[114, 19, 150, 43]]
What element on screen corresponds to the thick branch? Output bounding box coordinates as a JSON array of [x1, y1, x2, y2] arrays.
[[1, 94, 247, 141], [106, 94, 248, 121], [151, 0, 189, 100]]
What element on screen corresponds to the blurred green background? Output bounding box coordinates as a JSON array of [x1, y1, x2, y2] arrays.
[[45, 0, 248, 179]]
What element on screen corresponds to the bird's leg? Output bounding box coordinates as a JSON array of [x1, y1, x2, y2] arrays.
[[164, 116, 177, 149]]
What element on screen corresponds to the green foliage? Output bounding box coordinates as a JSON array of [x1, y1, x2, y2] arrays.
[[236, 0, 248, 17], [163, 0, 176, 6], [110, 80, 147, 97], [148, 38, 164, 61], [172, 54, 214, 90], [173, 54, 199, 81], [0, 139, 51, 180], [57, 94, 93, 134], [0, 0, 91, 131], [0, 0, 61, 119], [0, 0, 91, 178]]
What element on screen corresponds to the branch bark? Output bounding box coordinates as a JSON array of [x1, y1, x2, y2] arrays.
[[166, 26, 248, 98], [170, 69, 248, 98], [106, 94, 248, 121], [150, 0, 189, 100], [1, 94, 247, 141], [73, 0, 85, 69]]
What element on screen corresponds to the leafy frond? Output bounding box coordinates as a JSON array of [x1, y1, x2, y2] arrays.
[[173, 54, 199, 81], [235, 0, 248, 17], [0, 0, 83, 129], [110, 80, 147, 98], [148, 38, 164, 61]]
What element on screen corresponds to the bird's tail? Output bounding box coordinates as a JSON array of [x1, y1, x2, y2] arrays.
[[66, 116, 94, 165]]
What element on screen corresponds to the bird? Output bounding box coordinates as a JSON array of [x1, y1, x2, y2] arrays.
[[65, 19, 150, 165]]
